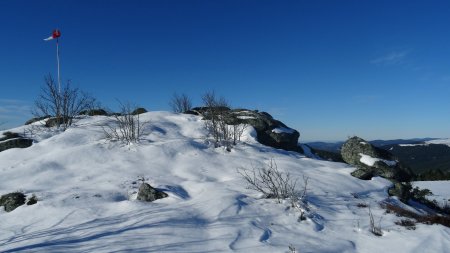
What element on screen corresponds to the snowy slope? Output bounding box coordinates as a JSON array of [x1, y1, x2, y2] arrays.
[[1, 112, 449, 252]]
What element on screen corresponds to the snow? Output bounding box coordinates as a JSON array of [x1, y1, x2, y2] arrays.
[[425, 138, 450, 147], [237, 116, 256, 120], [1, 112, 449, 252], [271, 127, 295, 134], [359, 153, 397, 167]]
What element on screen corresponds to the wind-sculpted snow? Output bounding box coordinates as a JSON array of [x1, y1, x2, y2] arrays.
[[0, 112, 449, 252]]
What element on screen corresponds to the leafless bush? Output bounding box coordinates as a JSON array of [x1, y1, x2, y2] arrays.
[[230, 123, 248, 145], [33, 74, 96, 130], [395, 219, 416, 230], [238, 159, 306, 204], [169, 93, 192, 113], [369, 206, 383, 236], [103, 101, 147, 144], [202, 91, 229, 145], [383, 202, 450, 227], [201, 91, 248, 150]]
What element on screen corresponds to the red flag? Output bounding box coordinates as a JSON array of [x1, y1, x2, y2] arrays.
[[44, 29, 61, 41]]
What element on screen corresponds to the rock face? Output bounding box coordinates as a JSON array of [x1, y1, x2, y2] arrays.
[[132, 108, 148, 115], [79, 109, 108, 116], [25, 115, 50, 125], [341, 136, 412, 181], [0, 132, 33, 152], [187, 107, 301, 152], [136, 183, 168, 202], [0, 192, 26, 212]]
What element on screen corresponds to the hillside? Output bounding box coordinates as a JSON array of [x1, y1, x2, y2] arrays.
[[1, 112, 449, 252]]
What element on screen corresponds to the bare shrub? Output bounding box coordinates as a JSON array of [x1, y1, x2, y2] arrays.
[[202, 91, 229, 146], [369, 206, 383, 236], [33, 74, 96, 130], [230, 123, 248, 145], [357, 203, 368, 208], [238, 159, 303, 203], [395, 219, 416, 230], [383, 202, 450, 227], [169, 93, 192, 113], [201, 91, 248, 150], [103, 101, 147, 144]]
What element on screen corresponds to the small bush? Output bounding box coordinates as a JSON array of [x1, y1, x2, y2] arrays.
[[383, 203, 450, 228], [357, 203, 368, 208], [169, 93, 192, 113], [369, 206, 383, 236], [103, 102, 147, 144], [395, 219, 416, 230]]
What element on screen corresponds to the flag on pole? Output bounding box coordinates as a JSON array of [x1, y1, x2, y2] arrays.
[[44, 29, 61, 41]]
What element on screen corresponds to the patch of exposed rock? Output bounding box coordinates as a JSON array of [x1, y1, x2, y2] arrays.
[[341, 136, 412, 181], [186, 107, 301, 152], [0, 132, 33, 152], [0, 192, 26, 212], [137, 183, 168, 202]]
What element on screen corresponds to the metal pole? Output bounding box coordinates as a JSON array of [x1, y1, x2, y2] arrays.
[[56, 37, 61, 94]]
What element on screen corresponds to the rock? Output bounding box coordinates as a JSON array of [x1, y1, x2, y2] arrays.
[[0, 132, 33, 152], [0, 192, 26, 212], [27, 195, 38, 205], [45, 117, 71, 127], [25, 115, 51, 125], [136, 183, 168, 202], [341, 136, 412, 181], [132, 108, 147, 115], [79, 109, 108, 116], [191, 107, 301, 152]]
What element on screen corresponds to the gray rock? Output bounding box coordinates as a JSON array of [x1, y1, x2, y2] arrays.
[[136, 183, 168, 202], [341, 136, 412, 181], [79, 109, 108, 116], [0, 132, 33, 152], [191, 107, 301, 152], [45, 117, 71, 128], [0, 192, 26, 212], [132, 108, 147, 115], [25, 115, 50, 125]]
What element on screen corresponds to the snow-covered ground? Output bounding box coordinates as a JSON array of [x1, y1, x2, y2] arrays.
[[0, 112, 449, 252]]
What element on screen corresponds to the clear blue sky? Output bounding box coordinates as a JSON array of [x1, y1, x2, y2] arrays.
[[1, 0, 449, 141]]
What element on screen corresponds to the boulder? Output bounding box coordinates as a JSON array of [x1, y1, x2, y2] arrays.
[[341, 136, 412, 181], [189, 107, 301, 152], [79, 109, 108, 116], [0, 192, 26, 212], [0, 132, 33, 152], [25, 115, 51, 125], [132, 108, 147, 115], [45, 117, 71, 127], [136, 183, 168, 202]]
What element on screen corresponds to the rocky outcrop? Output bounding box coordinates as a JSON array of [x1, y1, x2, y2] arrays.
[[132, 108, 147, 115], [136, 183, 168, 202], [0, 132, 33, 152], [187, 107, 301, 152], [0, 192, 26, 212], [79, 109, 108, 116], [25, 115, 50, 125], [341, 136, 412, 181]]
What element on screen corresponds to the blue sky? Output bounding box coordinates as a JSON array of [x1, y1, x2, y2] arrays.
[[1, 0, 449, 141]]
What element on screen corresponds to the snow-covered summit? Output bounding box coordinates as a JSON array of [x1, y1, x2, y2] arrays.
[[0, 112, 449, 252]]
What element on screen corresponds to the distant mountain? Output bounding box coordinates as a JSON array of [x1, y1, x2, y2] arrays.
[[305, 141, 344, 153], [370, 138, 438, 147]]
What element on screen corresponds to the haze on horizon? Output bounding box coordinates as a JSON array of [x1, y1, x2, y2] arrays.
[[1, 0, 449, 142]]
